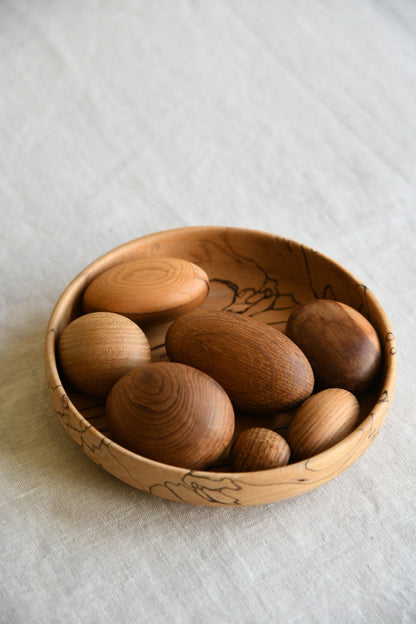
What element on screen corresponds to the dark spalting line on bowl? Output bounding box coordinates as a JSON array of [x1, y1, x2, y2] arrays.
[[52, 403, 112, 460], [301, 245, 337, 301], [281, 237, 294, 252], [301, 245, 380, 324], [147, 440, 366, 504], [196, 235, 301, 319], [49, 381, 105, 454], [50, 380, 144, 480], [385, 332, 396, 355], [378, 389, 389, 403], [149, 471, 243, 505], [364, 389, 390, 443], [210, 276, 299, 325], [355, 283, 371, 319], [206, 238, 303, 323]]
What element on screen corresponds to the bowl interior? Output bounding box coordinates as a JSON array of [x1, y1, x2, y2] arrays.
[[45, 226, 396, 506]]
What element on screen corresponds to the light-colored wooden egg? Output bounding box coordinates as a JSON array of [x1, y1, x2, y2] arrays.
[[57, 312, 151, 397], [165, 309, 314, 414], [285, 299, 382, 395], [287, 388, 360, 461], [231, 427, 291, 471], [82, 257, 209, 325], [106, 362, 235, 470]]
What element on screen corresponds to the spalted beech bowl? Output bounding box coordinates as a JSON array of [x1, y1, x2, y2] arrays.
[[44, 226, 397, 507]]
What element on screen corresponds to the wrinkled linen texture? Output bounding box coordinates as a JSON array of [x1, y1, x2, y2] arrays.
[[0, 1, 415, 623]]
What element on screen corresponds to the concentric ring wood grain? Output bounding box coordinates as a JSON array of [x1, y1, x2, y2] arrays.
[[44, 226, 397, 507], [106, 361, 235, 470], [82, 256, 209, 325]]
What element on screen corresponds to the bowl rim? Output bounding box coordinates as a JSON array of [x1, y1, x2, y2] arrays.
[[44, 225, 397, 500]]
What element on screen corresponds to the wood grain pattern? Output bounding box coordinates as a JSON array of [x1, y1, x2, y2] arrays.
[[231, 427, 290, 471], [106, 362, 235, 470], [165, 309, 314, 414], [286, 299, 382, 395], [57, 312, 151, 397], [287, 388, 360, 460], [83, 257, 209, 325], [45, 226, 397, 506]]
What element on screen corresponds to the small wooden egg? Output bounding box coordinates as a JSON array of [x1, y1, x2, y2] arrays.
[[231, 427, 291, 471], [57, 312, 151, 397], [165, 309, 314, 414], [82, 257, 209, 325], [287, 388, 360, 461], [285, 299, 382, 395], [106, 362, 235, 470]]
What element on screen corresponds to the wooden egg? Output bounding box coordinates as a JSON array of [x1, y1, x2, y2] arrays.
[[82, 257, 209, 325], [231, 427, 291, 471], [106, 362, 235, 470], [286, 299, 382, 395], [57, 312, 151, 397], [165, 309, 314, 414], [287, 388, 360, 460]]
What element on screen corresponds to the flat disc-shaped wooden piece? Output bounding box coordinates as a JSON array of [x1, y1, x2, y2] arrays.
[[82, 257, 209, 325]]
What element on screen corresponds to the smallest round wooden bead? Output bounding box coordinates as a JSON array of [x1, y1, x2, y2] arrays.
[[231, 427, 291, 471]]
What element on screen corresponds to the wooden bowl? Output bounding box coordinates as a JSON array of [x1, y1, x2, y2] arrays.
[[44, 226, 397, 507]]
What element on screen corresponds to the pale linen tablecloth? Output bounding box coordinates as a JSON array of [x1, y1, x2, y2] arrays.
[[1, 2, 415, 622]]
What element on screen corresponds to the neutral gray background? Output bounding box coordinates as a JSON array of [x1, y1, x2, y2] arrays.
[[1, 1, 415, 622]]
